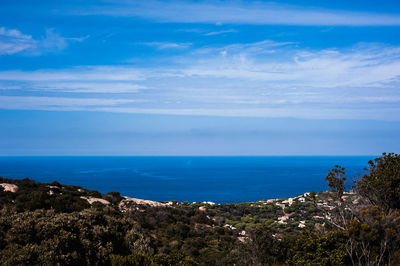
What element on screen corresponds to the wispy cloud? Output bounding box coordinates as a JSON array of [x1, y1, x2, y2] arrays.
[[204, 29, 237, 36], [0, 27, 36, 55], [76, 1, 400, 26], [141, 42, 191, 49], [30, 82, 145, 93], [180, 42, 400, 88], [0, 96, 141, 111], [0, 66, 146, 94], [0, 27, 88, 56], [2, 41, 400, 120], [0, 66, 145, 81]]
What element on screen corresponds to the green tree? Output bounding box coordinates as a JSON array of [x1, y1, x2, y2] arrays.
[[357, 152, 400, 212], [321, 153, 400, 265]]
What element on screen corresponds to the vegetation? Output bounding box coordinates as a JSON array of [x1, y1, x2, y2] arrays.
[[0, 153, 399, 265]]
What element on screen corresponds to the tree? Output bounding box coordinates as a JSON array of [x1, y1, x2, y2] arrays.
[[242, 224, 285, 265], [321, 153, 400, 265], [356, 152, 400, 212]]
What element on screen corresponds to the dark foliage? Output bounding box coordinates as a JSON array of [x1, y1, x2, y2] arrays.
[[357, 152, 400, 212], [0, 153, 399, 265]]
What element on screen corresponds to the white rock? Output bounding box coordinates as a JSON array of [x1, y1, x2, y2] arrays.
[[223, 224, 237, 230], [81, 196, 110, 205], [238, 236, 247, 243], [0, 183, 19, 193], [288, 198, 294, 206], [278, 214, 289, 222], [118, 196, 166, 212]]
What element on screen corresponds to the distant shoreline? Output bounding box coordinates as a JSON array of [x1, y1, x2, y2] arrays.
[[0, 156, 373, 203]]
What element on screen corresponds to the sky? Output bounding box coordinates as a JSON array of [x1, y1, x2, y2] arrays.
[[1, 0, 400, 155]]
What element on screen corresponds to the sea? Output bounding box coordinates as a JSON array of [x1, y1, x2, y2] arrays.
[[0, 156, 374, 203]]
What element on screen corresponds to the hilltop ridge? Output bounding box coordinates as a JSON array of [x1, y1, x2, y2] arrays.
[[0, 153, 399, 265]]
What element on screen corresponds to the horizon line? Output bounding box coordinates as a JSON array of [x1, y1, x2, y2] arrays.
[[0, 154, 380, 157]]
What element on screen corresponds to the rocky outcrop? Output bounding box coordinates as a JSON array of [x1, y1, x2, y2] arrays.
[[80, 196, 110, 205], [0, 183, 19, 193], [118, 196, 167, 212]]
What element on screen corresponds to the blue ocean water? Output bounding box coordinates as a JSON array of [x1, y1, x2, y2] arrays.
[[0, 156, 374, 203]]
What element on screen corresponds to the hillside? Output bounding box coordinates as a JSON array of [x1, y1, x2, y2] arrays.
[[0, 153, 399, 265]]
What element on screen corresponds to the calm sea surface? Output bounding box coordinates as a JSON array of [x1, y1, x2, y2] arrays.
[[0, 156, 374, 203]]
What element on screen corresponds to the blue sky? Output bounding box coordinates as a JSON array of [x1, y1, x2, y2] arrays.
[[1, 0, 400, 155]]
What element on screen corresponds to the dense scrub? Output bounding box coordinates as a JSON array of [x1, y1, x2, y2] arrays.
[[0, 153, 399, 265]]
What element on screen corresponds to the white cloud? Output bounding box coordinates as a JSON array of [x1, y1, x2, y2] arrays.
[[31, 82, 146, 93], [0, 66, 146, 94], [1, 95, 399, 120], [0, 27, 88, 56], [2, 41, 400, 120], [204, 29, 237, 36], [0, 27, 36, 55], [75, 106, 400, 121], [0, 66, 145, 81], [76, 1, 400, 26], [141, 42, 191, 49], [177, 42, 400, 89], [0, 95, 141, 111]]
